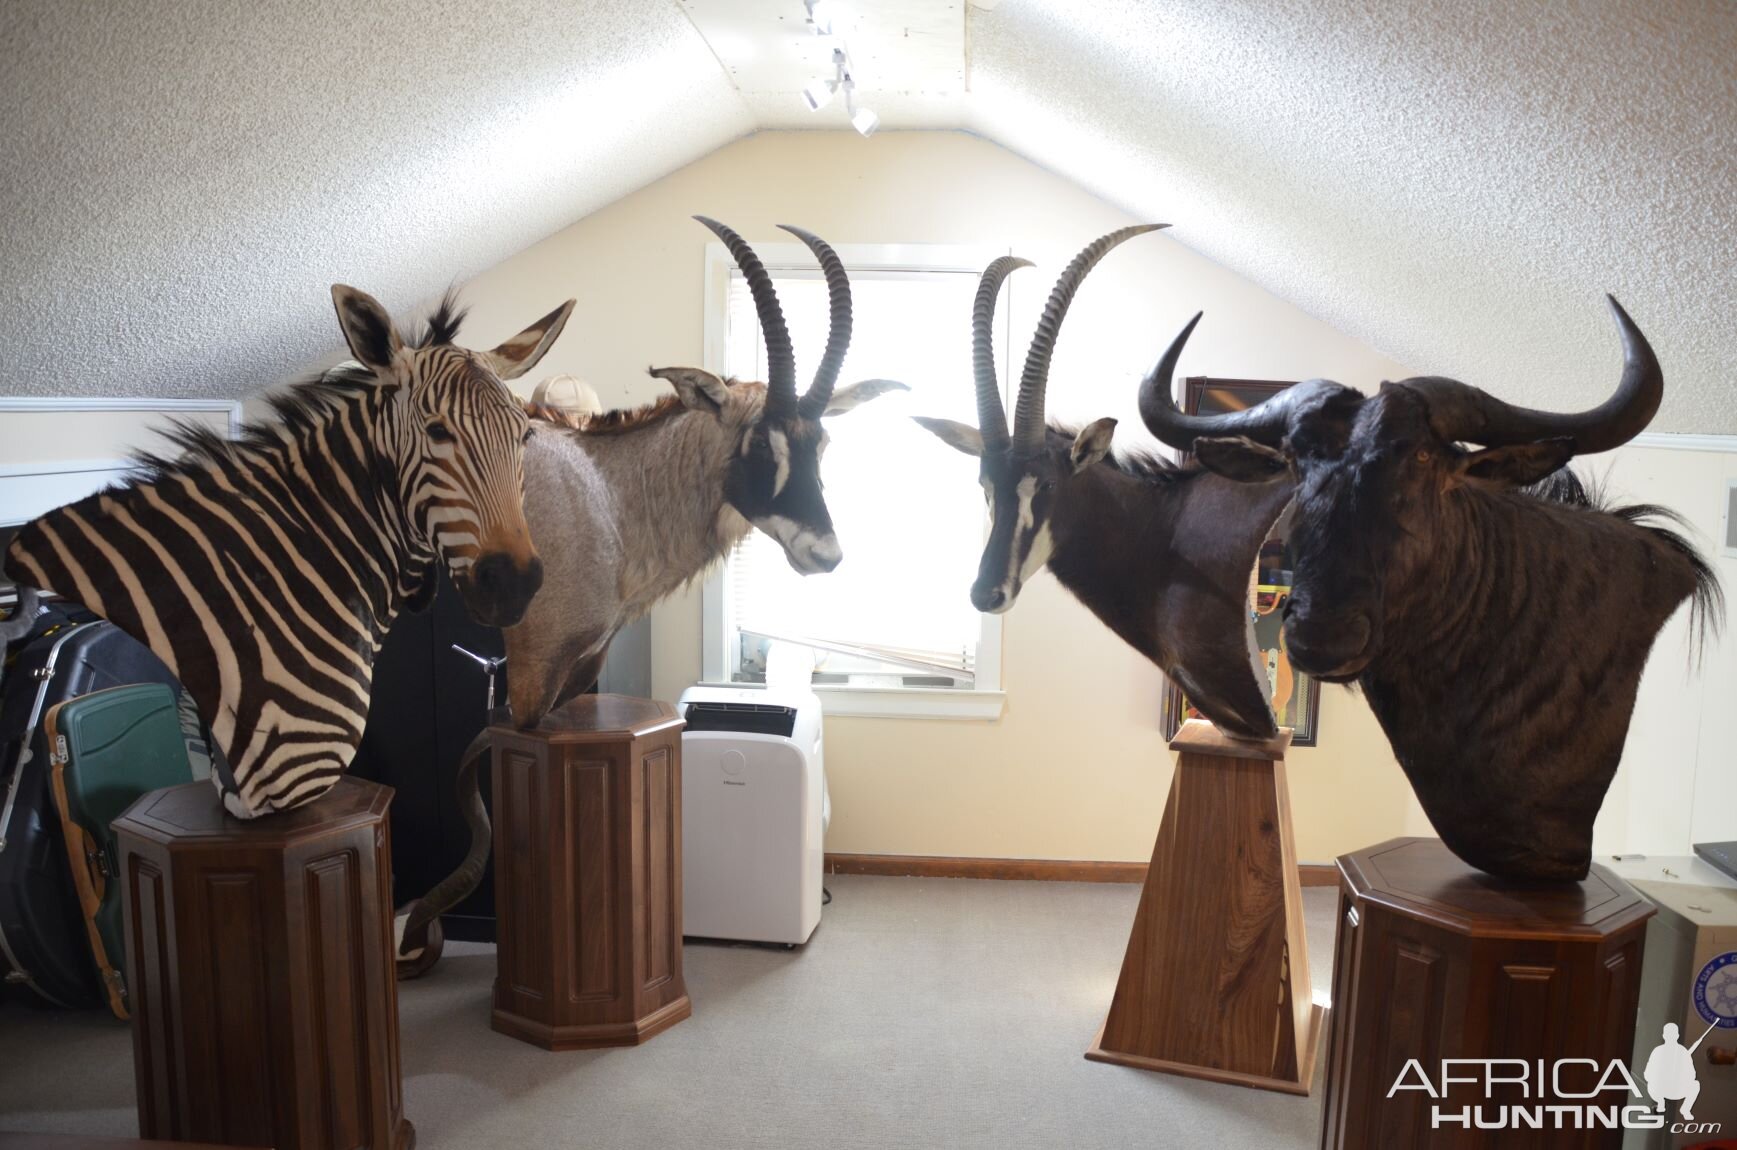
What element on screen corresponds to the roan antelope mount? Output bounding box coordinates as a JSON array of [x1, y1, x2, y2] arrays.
[[913, 225, 1296, 741], [398, 217, 905, 961], [1141, 298, 1723, 882]]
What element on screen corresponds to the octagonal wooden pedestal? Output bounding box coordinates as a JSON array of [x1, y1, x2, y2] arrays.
[[489, 695, 690, 1051], [1318, 837, 1655, 1150], [115, 778, 413, 1150]]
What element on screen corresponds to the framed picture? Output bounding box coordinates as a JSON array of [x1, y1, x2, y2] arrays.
[[1161, 376, 1322, 746]]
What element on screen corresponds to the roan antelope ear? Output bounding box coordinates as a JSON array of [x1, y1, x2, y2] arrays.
[[650, 367, 733, 415], [824, 379, 910, 417], [911, 416, 984, 458], [1069, 417, 1118, 473], [1453, 439, 1575, 489], [331, 285, 406, 377], [1194, 436, 1290, 483], [481, 299, 577, 381]]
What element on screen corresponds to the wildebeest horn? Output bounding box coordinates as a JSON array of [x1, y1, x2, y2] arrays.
[[695, 216, 797, 417], [1138, 314, 1344, 450], [1014, 224, 1168, 450], [1404, 296, 1662, 454], [972, 255, 1033, 452], [778, 225, 851, 420]]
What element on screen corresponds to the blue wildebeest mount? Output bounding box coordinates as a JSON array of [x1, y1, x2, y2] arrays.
[[1, 287, 571, 819], [913, 226, 1295, 740], [1140, 298, 1723, 881], [396, 218, 907, 962]]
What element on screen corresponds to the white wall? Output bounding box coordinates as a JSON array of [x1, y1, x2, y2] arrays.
[[1597, 441, 1737, 856]]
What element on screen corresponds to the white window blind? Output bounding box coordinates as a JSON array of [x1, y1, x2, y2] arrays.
[[721, 265, 991, 688]]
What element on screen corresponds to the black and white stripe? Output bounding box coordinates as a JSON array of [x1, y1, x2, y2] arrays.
[[2, 288, 570, 817]]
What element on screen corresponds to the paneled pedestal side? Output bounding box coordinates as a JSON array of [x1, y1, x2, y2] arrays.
[[114, 778, 413, 1150], [1319, 837, 1655, 1150], [1086, 720, 1322, 1094], [489, 694, 689, 1050]]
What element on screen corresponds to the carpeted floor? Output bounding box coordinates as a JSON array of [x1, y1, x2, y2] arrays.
[[0, 875, 1337, 1149]]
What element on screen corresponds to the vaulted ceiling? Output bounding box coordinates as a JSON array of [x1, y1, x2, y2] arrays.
[[4, 0, 1733, 431]]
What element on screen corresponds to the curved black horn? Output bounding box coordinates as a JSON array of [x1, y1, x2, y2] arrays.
[[972, 255, 1033, 452], [1013, 224, 1168, 449], [1138, 313, 1346, 450], [1405, 296, 1662, 454], [779, 225, 851, 420], [695, 216, 797, 416]]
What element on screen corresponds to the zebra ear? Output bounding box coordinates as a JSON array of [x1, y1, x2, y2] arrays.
[[331, 285, 406, 378], [481, 300, 577, 381]]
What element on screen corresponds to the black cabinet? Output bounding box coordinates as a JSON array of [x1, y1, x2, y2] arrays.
[[350, 569, 511, 941]]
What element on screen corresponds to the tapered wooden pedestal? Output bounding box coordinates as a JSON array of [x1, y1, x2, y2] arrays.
[[114, 778, 413, 1150], [1086, 720, 1322, 1095], [490, 695, 690, 1050], [1319, 838, 1654, 1150]]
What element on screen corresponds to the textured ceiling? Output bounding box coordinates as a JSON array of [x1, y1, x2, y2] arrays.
[[3, 1, 1733, 431], [0, 0, 752, 398], [965, 0, 1737, 433]]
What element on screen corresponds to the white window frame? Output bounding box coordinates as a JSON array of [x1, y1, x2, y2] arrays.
[[698, 241, 1011, 721]]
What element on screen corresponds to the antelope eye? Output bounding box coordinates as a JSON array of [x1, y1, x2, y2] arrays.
[[1415, 449, 1431, 463], [427, 422, 454, 443]]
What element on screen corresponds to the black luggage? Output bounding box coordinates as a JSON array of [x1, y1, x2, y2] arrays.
[[0, 604, 184, 1009]]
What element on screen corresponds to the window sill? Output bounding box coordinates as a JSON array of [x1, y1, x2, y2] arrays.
[[814, 685, 1005, 721], [695, 682, 1005, 721]]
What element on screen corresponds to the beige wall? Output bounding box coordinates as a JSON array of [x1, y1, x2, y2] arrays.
[[459, 130, 1435, 863]]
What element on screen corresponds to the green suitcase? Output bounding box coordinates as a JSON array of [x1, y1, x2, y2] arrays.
[[44, 682, 200, 1019]]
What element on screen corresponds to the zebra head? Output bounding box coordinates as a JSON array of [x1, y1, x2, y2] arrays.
[[331, 285, 575, 627], [651, 218, 906, 575]]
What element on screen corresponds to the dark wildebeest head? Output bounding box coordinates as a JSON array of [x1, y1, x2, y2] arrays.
[[651, 217, 905, 575], [1142, 298, 1723, 880], [915, 226, 1297, 740], [330, 286, 574, 627]]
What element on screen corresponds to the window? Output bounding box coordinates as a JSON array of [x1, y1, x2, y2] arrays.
[[700, 243, 1009, 719]]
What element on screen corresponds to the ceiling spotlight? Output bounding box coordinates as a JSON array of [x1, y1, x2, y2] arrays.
[[850, 104, 880, 137], [805, 0, 839, 35], [804, 47, 846, 113], [802, 78, 837, 111]]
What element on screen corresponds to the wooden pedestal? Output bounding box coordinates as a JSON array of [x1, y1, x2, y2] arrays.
[[489, 694, 690, 1050], [114, 778, 413, 1150], [1086, 720, 1322, 1095], [1319, 838, 1655, 1150]]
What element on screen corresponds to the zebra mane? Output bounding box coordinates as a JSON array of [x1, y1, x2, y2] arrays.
[[411, 288, 467, 348], [127, 292, 471, 485], [127, 368, 381, 485]]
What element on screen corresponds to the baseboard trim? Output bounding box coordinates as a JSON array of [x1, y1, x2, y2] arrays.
[[825, 853, 1342, 887]]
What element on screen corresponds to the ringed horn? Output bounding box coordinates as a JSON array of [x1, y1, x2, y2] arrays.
[[692, 216, 856, 422], [1001, 224, 1169, 452]]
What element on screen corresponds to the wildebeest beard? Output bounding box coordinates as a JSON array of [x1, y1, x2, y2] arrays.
[[1345, 471, 1716, 881]]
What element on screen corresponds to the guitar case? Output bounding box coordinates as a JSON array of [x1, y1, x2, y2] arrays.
[[0, 604, 185, 1009]]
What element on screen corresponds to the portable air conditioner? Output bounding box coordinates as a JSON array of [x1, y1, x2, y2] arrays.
[[677, 684, 827, 946]]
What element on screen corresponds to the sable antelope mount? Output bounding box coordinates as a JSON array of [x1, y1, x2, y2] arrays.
[[913, 226, 1296, 740], [1142, 298, 1724, 881]]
